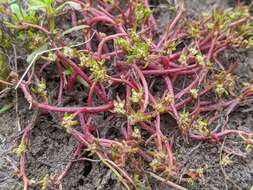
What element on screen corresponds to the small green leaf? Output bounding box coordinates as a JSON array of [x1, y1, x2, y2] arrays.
[[28, 0, 48, 11], [220, 154, 233, 166], [215, 83, 229, 97], [190, 89, 199, 99], [0, 103, 13, 114], [116, 38, 129, 51], [131, 89, 143, 103], [0, 52, 10, 82], [26, 44, 48, 64], [9, 1, 25, 20], [135, 3, 152, 24], [13, 141, 26, 157], [61, 113, 78, 128], [113, 100, 126, 115], [55, 1, 82, 13], [63, 68, 73, 76], [62, 25, 89, 35]]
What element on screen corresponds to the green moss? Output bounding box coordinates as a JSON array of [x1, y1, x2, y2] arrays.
[[0, 52, 10, 88]]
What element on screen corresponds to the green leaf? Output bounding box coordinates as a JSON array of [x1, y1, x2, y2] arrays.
[[0, 103, 14, 114], [8, 0, 37, 22], [44, 0, 54, 4], [55, 1, 82, 13], [0, 52, 10, 82], [28, 0, 48, 10], [62, 25, 89, 35], [116, 38, 129, 51], [63, 68, 73, 76], [9, 2, 24, 20], [26, 44, 48, 64], [135, 3, 152, 24]]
